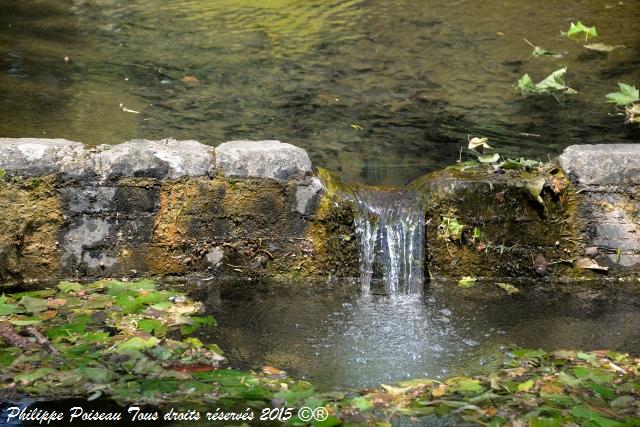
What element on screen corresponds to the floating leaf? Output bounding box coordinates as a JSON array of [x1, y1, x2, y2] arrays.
[[583, 43, 622, 52], [458, 276, 477, 288], [532, 46, 562, 58], [606, 83, 640, 107], [516, 68, 577, 99], [562, 21, 598, 41], [497, 283, 520, 295]]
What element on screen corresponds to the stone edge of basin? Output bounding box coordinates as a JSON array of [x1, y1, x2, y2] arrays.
[[0, 137, 316, 183], [559, 143, 640, 186]]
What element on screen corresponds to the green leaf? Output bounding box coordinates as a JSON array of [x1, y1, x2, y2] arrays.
[[497, 283, 520, 295], [563, 21, 598, 41], [0, 302, 17, 316], [458, 276, 477, 288], [536, 68, 576, 94], [610, 395, 635, 408], [478, 153, 500, 163], [351, 396, 374, 411], [517, 379, 534, 392], [180, 315, 217, 335], [532, 46, 562, 58], [9, 318, 42, 326], [516, 68, 577, 98], [456, 378, 485, 394], [19, 296, 48, 314], [606, 83, 640, 106], [14, 368, 56, 384], [138, 319, 167, 337], [570, 405, 622, 427], [57, 281, 85, 293], [117, 336, 159, 351]]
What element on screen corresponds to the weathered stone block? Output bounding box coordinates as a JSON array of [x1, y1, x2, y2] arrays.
[[559, 144, 640, 186], [216, 140, 313, 181], [0, 138, 86, 177]]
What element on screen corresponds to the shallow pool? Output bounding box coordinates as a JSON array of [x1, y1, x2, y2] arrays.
[[192, 280, 640, 390]]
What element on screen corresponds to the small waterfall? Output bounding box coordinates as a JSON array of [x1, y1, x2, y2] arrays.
[[354, 190, 426, 294]]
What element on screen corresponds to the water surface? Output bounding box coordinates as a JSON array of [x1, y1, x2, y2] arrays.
[[193, 281, 640, 390], [1, 0, 639, 185]]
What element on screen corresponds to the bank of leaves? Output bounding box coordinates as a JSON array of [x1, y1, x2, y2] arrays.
[[1, 280, 639, 426]]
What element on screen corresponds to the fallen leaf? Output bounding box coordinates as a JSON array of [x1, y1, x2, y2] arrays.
[[47, 298, 67, 308], [575, 257, 608, 272], [432, 384, 447, 397], [182, 75, 200, 84]]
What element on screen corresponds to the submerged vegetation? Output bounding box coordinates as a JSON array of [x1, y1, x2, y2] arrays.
[[0, 280, 639, 426]]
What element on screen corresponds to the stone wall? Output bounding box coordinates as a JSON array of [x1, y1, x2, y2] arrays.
[[0, 137, 638, 284], [0, 138, 356, 284]]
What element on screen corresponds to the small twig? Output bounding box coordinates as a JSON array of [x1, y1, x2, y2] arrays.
[[0, 322, 37, 351], [256, 249, 274, 260], [26, 327, 60, 356]]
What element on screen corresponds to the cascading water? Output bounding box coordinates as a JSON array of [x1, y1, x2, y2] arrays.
[[354, 190, 426, 294]]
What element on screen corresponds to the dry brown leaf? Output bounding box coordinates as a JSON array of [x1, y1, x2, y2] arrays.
[[431, 384, 447, 397], [575, 257, 608, 271]]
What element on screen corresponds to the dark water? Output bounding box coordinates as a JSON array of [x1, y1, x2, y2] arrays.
[[1, 0, 639, 185], [192, 280, 640, 390]]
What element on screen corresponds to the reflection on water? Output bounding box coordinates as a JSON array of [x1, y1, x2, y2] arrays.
[[192, 281, 640, 390], [1, 0, 639, 185]]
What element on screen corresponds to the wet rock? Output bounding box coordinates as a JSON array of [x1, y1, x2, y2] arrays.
[[215, 140, 313, 181], [534, 254, 548, 276], [295, 177, 325, 215], [584, 246, 598, 257], [559, 144, 640, 185], [205, 246, 224, 267], [0, 138, 85, 176]]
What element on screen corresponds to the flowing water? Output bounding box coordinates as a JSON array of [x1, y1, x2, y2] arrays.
[[354, 190, 425, 294], [192, 280, 640, 390], [1, 1, 639, 185]]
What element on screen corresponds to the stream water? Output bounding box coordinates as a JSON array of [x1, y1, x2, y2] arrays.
[[192, 280, 640, 391], [1, 0, 639, 185]]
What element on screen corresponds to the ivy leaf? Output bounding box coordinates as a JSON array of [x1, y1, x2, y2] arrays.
[[606, 83, 639, 106], [562, 21, 598, 41]]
